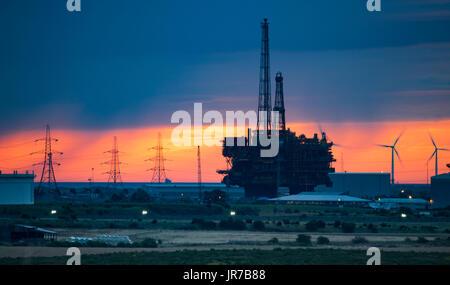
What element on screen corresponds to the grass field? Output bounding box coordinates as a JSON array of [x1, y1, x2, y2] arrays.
[[1, 202, 449, 265], [1, 248, 449, 265]]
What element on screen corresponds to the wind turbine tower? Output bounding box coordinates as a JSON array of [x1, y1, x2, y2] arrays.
[[428, 134, 449, 177], [377, 132, 403, 184]]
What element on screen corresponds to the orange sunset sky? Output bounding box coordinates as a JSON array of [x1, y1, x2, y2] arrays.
[[0, 119, 449, 184]]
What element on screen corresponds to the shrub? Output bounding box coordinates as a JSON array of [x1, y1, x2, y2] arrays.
[[421, 226, 436, 232], [334, 220, 341, 228], [268, 237, 279, 244], [341, 222, 356, 233], [352, 236, 368, 244], [109, 193, 127, 202], [417, 237, 429, 244], [129, 222, 139, 229], [305, 220, 326, 232], [368, 224, 378, 233], [136, 238, 158, 248], [219, 218, 246, 230], [252, 221, 265, 230], [130, 189, 151, 203], [192, 218, 216, 230], [317, 236, 330, 245], [296, 234, 312, 245]]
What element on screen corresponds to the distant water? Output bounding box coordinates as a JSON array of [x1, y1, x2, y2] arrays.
[[44, 182, 224, 189]]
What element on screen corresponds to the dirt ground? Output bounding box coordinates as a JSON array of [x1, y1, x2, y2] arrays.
[[53, 228, 445, 244], [0, 228, 448, 258]]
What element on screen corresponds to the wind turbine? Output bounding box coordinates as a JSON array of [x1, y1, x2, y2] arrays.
[[377, 132, 403, 185], [428, 133, 449, 177]]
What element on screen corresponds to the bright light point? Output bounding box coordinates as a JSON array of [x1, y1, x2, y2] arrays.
[[430, 200, 434, 204], [401, 190, 405, 193], [401, 213, 407, 218], [142, 210, 148, 215], [230, 211, 236, 216], [408, 195, 412, 199], [51, 210, 57, 215]]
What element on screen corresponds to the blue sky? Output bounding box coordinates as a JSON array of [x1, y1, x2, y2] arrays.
[[0, 0, 449, 134]]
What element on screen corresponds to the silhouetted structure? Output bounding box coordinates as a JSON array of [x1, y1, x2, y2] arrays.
[[428, 133, 449, 177], [35, 124, 61, 194], [218, 19, 335, 198], [377, 133, 403, 184], [103, 136, 123, 187], [258, 18, 271, 132], [148, 133, 168, 183], [273, 72, 286, 131]]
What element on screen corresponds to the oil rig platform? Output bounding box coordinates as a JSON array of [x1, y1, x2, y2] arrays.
[[217, 19, 335, 198]]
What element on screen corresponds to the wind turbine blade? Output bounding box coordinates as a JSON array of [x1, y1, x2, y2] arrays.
[[394, 148, 402, 162], [428, 150, 437, 161], [393, 130, 404, 147], [429, 132, 437, 148], [439, 148, 449, 151], [377, 144, 392, 148]]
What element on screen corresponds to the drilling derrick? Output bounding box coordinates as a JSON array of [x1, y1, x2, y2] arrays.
[[103, 136, 123, 187], [273, 72, 286, 131], [35, 124, 62, 195], [148, 133, 168, 183], [218, 19, 335, 198], [257, 18, 272, 132]]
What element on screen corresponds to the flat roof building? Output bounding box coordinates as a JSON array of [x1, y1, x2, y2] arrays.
[[269, 192, 370, 207], [144, 183, 245, 202], [315, 172, 390, 198], [369, 198, 430, 210], [0, 171, 35, 205], [431, 173, 450, 208]]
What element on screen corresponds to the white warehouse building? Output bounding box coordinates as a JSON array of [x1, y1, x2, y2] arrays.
[[315, 173, 390, 199], [0, 171, 35, 205]]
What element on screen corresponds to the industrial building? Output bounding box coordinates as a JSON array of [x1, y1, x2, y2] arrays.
[[269, 192, 370, 207], [315, 173, 390, 198], [0, 171, 35, 205], [0, 224, 57, 243], [369, 198, 430, 210], [218, 19, 335, 198], [431, 173, 450, 208], [144, 183, 245, 202]]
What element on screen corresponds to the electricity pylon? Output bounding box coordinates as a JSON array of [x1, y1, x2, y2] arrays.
[[147, 133, 168, 183], [33, 124, 62, 195], [103, 136, 123, 187]]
